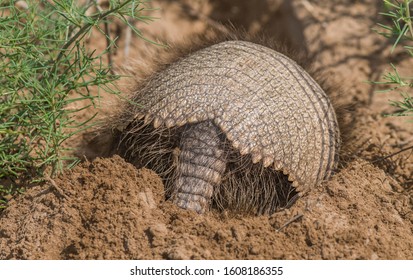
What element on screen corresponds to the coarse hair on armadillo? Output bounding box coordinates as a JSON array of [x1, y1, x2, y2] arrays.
[[117, 119, 296, 214], [90, 31, 349, 215]]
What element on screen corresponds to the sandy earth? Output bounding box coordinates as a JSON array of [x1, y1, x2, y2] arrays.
[[0, 0, 412, 259]]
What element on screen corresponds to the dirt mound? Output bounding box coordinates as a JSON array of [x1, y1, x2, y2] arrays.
[[0, 156, 411, 259], [0, 157, 163, 259], [1, 0, 412, 259]]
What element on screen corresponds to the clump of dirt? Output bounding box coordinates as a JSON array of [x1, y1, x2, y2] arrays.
[[0, 156, 165, 259], [0, 156, 411, 259], [1, 0, 412, 259]]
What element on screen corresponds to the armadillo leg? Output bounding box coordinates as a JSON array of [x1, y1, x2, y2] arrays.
[[173, 121, 226, 213]]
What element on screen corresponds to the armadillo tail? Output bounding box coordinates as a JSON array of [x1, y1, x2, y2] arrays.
[[173, 121, 226, 213]]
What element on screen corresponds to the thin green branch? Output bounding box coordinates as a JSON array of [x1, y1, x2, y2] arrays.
[[1, 0, 158, 208]]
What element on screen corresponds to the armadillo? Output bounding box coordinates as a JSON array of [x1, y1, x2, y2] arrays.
[[116, 40, 340, 214]]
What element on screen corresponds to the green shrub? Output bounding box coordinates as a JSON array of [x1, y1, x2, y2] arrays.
[[374, 0, 413, 117], [0, 0, 155, 208]]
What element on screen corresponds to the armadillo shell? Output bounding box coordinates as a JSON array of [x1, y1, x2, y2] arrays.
[[130, 40, 340, 193]]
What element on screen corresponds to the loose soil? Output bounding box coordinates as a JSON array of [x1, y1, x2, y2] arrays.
[[1, 0, 412, 259]]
